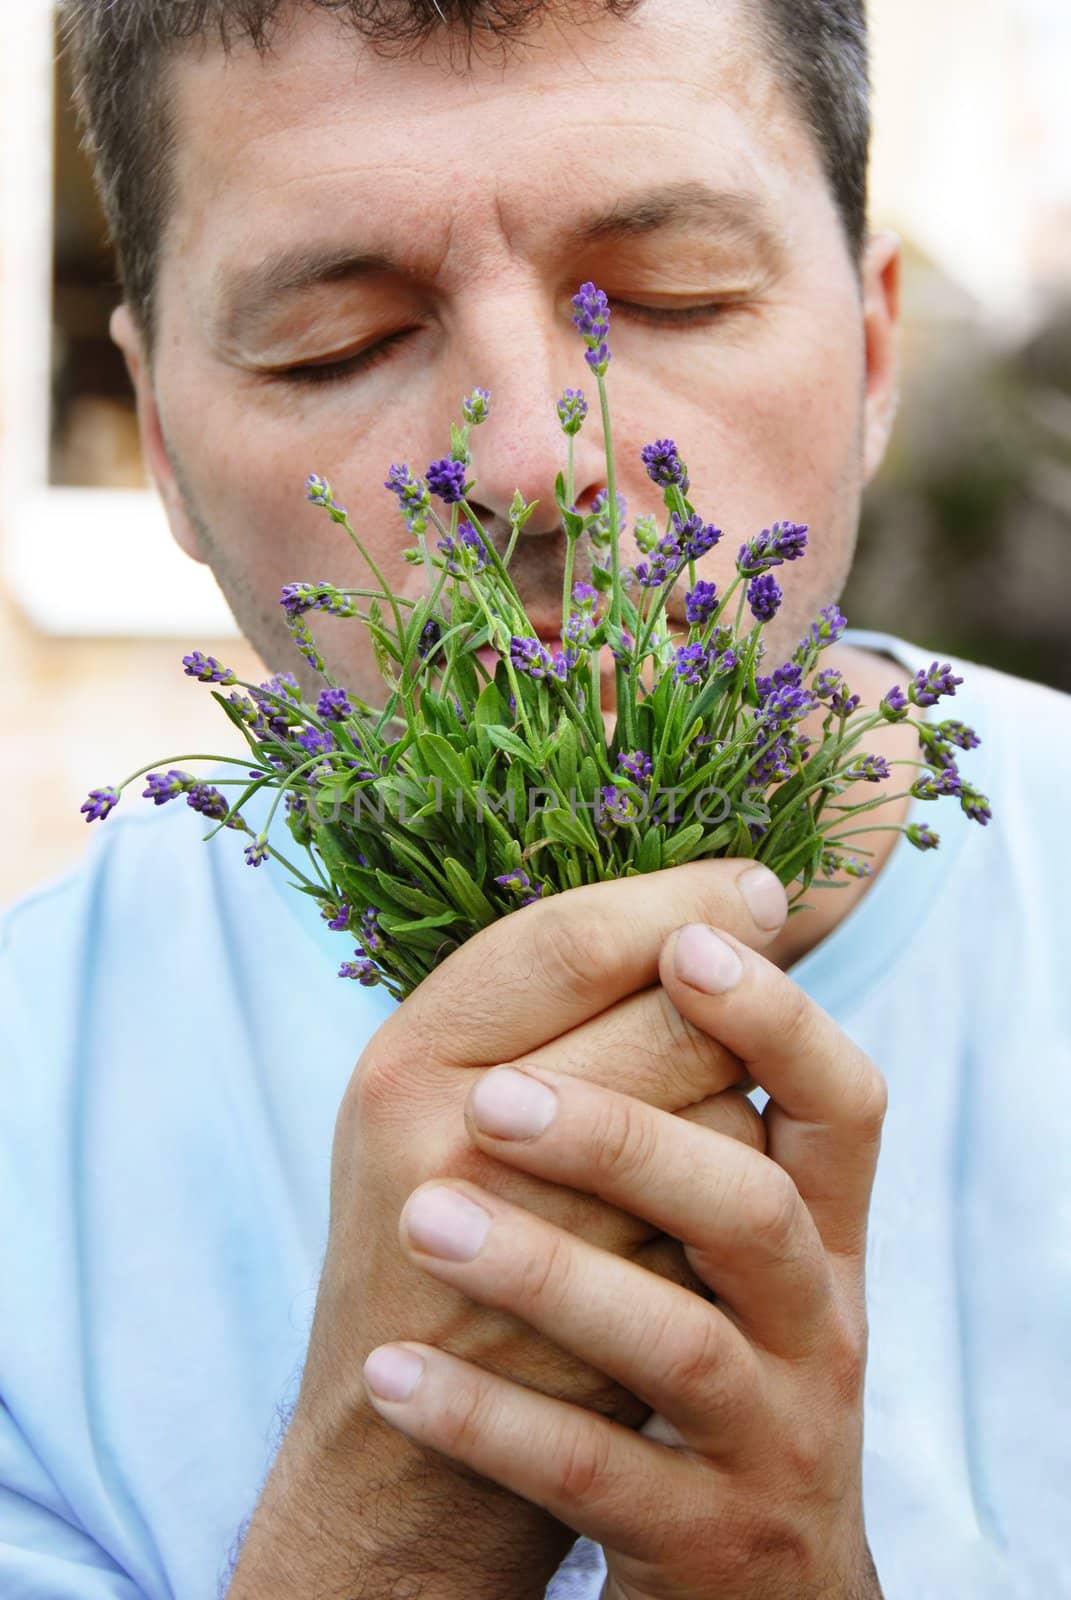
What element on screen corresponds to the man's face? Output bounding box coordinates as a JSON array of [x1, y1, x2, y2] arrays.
[[115, 0, 900, 706]]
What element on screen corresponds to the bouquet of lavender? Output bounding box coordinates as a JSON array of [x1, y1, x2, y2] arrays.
[[82, 283, 990, 1001]]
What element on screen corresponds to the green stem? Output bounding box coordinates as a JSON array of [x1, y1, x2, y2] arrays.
[[596, 372, 636, 749]]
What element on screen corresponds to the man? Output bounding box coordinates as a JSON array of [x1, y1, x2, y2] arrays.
[[2, 0, 1067, 1595]]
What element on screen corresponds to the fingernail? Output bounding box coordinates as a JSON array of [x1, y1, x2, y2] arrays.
[[472, 1067, 558, 1139], [674, 924, 744, 994], [364, 1345, 425, 1403], [403, 1185, 492, 1261], [737, 865, 788, 930]]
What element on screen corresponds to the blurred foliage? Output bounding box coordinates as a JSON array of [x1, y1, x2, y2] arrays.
[[846, 282, 1071, 693]]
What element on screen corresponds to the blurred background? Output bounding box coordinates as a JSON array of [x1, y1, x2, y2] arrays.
[[1, 0, 1069, 907]]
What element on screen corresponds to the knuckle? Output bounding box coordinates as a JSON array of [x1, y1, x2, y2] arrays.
[[824, 1310, 868, 1409], [554, 1416, 615, 1504], [855, 1060, 889, 1135], [516, 1228, 573, 1314], [587, 1092, 660, 1192], [655, 1313, 727, 1407], [746, 1168, 803, 1259], [439, 1375, 499, 1460], [528, 906, 600, 1003], [651, 986, 742, 1098]]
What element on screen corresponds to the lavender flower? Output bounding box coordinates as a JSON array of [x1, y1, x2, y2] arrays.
[[911, 765, 963, 800], [244, 835, 270, 868], [557, 387, 589, 435], [436, 521, 489, 575], [571, 581, 599, 611], [426, 456, 469, 505], [296, 726, 336, 758], [339, 953, 381, 984], [641, 439, 690, 493], [633, 513, 660, 554], [597, 784, 642, 830], [880, 685, 910, 722], [747, 573, 783, 623], [843, 754, 891, 783], [358, 906, 385, 955], [736, 521, 809, 575], [186, 783, 242, 827], [80, 786, 119, 824], [757, 683, 818, 730], [142, 769, 193, 805], [495, 868, 532, 896], [674, 641, 710, 685], [322, 901, 351, 930], [634, 533, 682, 587], [960, 785, 992, 826], [685, 579, 719, 626], [831, 685, 862, 718], [462, 387, 491, 425], [617, 749, 653, 786], [798, 604, 847, 654], [571, 282, 611, 374], [182, 651, 237, 685], [909, 661, 964, 708], [305, 473, 345, 514], [813, 668, 843, 701], [671, 510, 722, 561], [564, 609, 597, 649], [510, 636, 555, 679], [939, 719, 981, 751], [755, 661, 804, 703], [285, 614, 325, 673], [418, 619, 443, 658], [317, 688, 352, 722], [384, 463, 432, 535], [905, 823, 940, 851]]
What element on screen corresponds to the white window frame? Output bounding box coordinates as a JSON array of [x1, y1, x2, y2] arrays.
[[1, 0, 236, 637]]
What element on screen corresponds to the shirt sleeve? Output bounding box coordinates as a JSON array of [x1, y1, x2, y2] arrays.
[[0, 1401, 145, 1600], [545, 1534, 607, 1597]]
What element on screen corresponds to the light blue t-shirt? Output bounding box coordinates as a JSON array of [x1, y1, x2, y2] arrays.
[[1, 629, 1068, 1600]]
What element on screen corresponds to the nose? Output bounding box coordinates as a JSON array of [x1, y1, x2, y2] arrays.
[[447, 288, 608, 542]]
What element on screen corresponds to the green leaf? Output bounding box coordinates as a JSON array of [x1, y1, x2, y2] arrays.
[[374, 871, 451, 917], [378, 909, 462, 936], [542, 806, 599, 857], [484, 724, 546, 771], [443, 857, 497, 925], [661, 822, 707, 867], [635, 827, 663, 873], [415, 732, 474, 794], [550, 717, 579, 797], [474, 681, 508, 728]]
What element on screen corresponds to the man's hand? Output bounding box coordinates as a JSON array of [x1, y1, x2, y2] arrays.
[[226, 860, 789, 1598], [359, 923, 887, 1600]]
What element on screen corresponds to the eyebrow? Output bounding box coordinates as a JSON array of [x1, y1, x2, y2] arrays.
[[212, 180, 785, 346]]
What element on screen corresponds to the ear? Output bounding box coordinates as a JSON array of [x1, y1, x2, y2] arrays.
[[859, 229, 902, 488], [110, 303, 208, 565]]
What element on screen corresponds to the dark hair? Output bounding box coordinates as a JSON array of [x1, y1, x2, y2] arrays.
[[59, 0, 870, 360]]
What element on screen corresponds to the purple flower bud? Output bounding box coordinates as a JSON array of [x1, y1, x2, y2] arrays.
[[317, 688, 352, 721], [322, 900, 351, 930], [685, 579, 719, 626], [911, 764, 963, 800], [279, 582, 317, 617], [830, 686, 862, 718], [384, 462, 432, 535], [755, 661, 804, 703], [905, 823, 940, 851], [296, 726, 336, 758], [909, 661, 964, 708], [564, 607, 596, 648], [960, 785, 992, 826], [182, 651, 237, 685], [938, 719, 981, 751], [142, 769, 194, 806], [338, 953, 382, 985], [462, 386, 491, 425], [571, 282, 611, 375], [305, 473, 345, 514], [80, 785, 119, 824], [556, 387, 589, 435], [495, 868, 532, 895], [597, 784, 642, 831], [617, 749, 653, 786], [571, 581, 599, 611], [880, 685, 910, 722], [813, 668, 843, 700], [671, 510, 722, 561], [747, 573, 783, 623], [674, 641, 710, 685], [418, 619, 443, 658], [436, 521, 489, 575], [641, 438, 689, 492], [285, 613, 325, 672], [510, 635, 555, 680], [244, 835, 270, 868], [800, 604, 847, 653], [426, 456, 469, 504], [737, 521, 809, 575], [843, 754, 891, 783]]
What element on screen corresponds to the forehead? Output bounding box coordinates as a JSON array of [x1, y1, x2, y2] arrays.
[[162, 0, 825, 306]]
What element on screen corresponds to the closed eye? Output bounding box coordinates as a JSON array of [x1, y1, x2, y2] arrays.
[[276, 300, 737, 388]]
